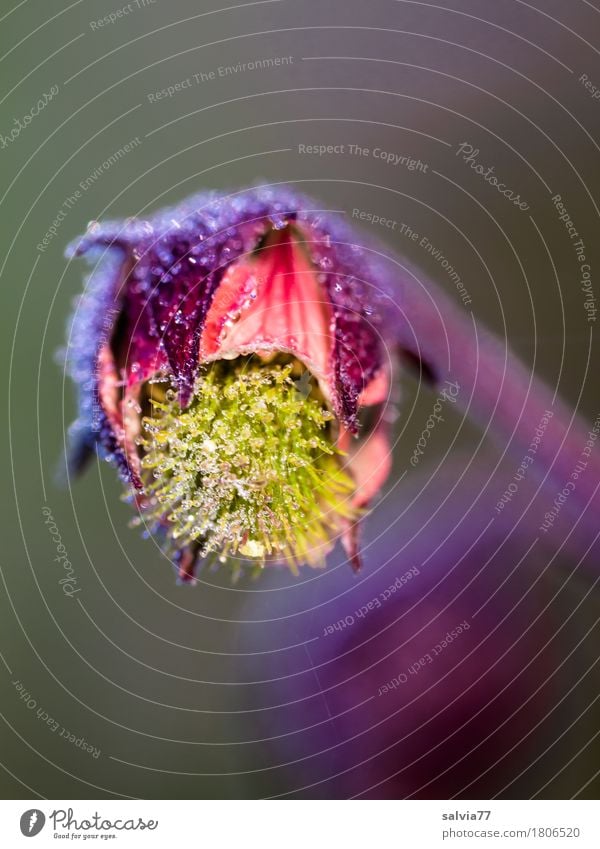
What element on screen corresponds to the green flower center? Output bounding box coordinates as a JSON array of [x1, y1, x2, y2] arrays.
[[138, 358, 357, 571]]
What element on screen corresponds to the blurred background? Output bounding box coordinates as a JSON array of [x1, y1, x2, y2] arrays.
[[1, 0, 599, 799]]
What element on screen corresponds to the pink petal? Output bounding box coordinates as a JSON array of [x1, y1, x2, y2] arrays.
[[339, 415, 393, 571], [97, 342, 142, 486]]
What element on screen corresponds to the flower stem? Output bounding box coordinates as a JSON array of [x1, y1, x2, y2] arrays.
[[396, 270, 599, 556]]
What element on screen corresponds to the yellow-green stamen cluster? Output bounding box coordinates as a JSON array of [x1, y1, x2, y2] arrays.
[[138, 359, 357, 570]]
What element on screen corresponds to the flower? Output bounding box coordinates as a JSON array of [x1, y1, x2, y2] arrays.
[[64, 185, 600, 583], [64, 187, 395, 580]]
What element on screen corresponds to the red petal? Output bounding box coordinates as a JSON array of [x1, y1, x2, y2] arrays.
[[201, 226, 336, 401]]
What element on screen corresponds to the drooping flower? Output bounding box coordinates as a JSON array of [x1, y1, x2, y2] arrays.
[[64, 187, 395, 580], [64, 185, 600, 582]]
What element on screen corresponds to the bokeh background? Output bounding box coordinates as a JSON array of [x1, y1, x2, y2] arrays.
[[1, 0, 600, 799]]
